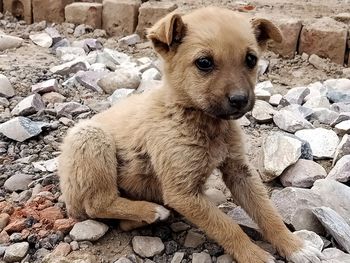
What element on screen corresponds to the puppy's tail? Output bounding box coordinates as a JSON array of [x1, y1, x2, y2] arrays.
[[58, 120, 117, 220]]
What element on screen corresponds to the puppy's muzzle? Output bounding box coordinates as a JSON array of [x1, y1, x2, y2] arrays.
[[228, 94, 249, 110]]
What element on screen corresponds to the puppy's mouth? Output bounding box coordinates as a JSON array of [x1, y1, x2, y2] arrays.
[[205, 101, 254, 120], [216, 111, 247, 120]]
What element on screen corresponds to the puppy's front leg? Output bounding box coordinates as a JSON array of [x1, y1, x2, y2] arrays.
[[162, 186, 274, 263], [221, 159, 322, 263]]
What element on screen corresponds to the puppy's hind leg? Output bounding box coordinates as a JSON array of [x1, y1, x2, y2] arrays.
[[58, 120, 170, 225]]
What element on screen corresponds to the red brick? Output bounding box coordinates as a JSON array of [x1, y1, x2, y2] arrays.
[[39, 206, 64, 223], [53, 218, 76, 234], [299, 17, 347, 64], [65, 2, 102, 28], [102, 0, 141, 36], [136, 1, 178, 38], [268, 18, 302, 58], [3, 0, 32, 23], [32, 0, 73, 23]]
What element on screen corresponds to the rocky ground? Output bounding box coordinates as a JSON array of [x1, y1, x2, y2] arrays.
[[0, 3, 350, 263]]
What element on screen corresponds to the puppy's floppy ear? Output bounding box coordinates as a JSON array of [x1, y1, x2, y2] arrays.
[[251, 18, 283, 49], [147, 12, 186, 55]]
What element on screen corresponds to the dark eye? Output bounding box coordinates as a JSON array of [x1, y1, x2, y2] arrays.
[[195, 57, 214, 72], [246, 53, 257, 69]]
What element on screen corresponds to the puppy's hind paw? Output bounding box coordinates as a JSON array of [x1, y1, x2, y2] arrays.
[[154, 205, 170, 222], [287, 240, 324, 263]]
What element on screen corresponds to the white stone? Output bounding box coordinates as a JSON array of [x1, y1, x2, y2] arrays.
[[4, 173, 32, 192], [269, 94, 282, 106], [29, 33, 53, 48], [328, 155, 350, 182], [333, 134, 350, 164], [310, 108, 339, 125], [252, 100, 276, 123], [295, 128, 339, 159], [294, 230, 324, 251], [262, 132, 302, 181], [0, 34, 23, 51], [304, 82, 328, 101], [108, 89, 134, 105], [257, 59, 269, 76], [98, 69, 141, 94], [325, 78, 350, 103], [282, 104, 314, 118], [56, 47, 86, 62], [331, 112, 350, 126], [273, 109, 313, 133], [217, 254, 234, 263], [283, 87, 310, 105], [204, 188, 226, 205], [142, 68, 161, 81], [313, 206, 350, 253], [11, 94, 45, 116], [322, 247, 350, 262], [303, 96, 330, 109], [170, 252, 185, 263], [0, 117, 48, 142], [192, 252, 212, 263], [70, 220, 108, 241], [3, 242, 29, 262], [118, 34, 141, 46], [335, 120, 350, 135], [32, 79, 58, 94], [132, 236, 164, 258], [50, 58, 89, 75], [280, 159, 327, 188], [32, 158, 58, 173], [255, 80, 273, 101], [0, 74, 15, 98]]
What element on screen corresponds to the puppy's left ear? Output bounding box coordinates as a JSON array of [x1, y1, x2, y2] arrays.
[[147, 12, 186, 56], [251, 18, 282, 50]]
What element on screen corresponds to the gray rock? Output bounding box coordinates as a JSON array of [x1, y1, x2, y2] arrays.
[[304, 82, 328, 101], [82, 39, 103, 52], [251, 100, 276, 123], [0, 117, 48, 142], [217, 254, 235, 263], [118, 34, 141, 46], [331, 102, 350, 113], [271, 187, 323, 233], [269, 94, 282, 106], [284, 133, 313, 160], [50, 58, 88, 75], [322, 247, 350, 262], [31, 79, 58, 94], [303, 96, 330, 109], [335, 120, 350, 135], [11, 94, 45, 116], [0, 97, 9, 107], [255, 80, 273, 101], [283, 86, 310, 105], [227, 206, 258, 230], [45, 27, 62, 45], [114, 257, 133, 263], [0, 34, 23, 51], [238, 115, 251, 126], [74, 24, 93, 38], [184, 229, 206, 248], [108, 89, 134, 105], [313, 206, 350, 253], [70, 220, 108, 241], [142, 68, 161, 81], [331, 112, 350, 126], [273, 109, 313, 133], [32, 158, 58, 173], [309, 54, 330, 71], [56, 47, 86, 62], [132, 236, 164, 258], [328, 155, 350, 182], [98, 69, 141, 94], [294, 230, 324, 251], [310, 108, 339, 125], [0, 74, 15, 98], [97, 48, 130, 66], [257, 59, 269, 76], [282, 104, 314, 119], [55, 102, 90, 117], [170, 252, 185, 263], [170, 222, 191, 232], [3, 242, 29, 262], [262, 132, 302, 181], [76, 70, 109, 93], [325, 78, 350, 103], [192, 252, 212, 263], [333, 134, 350, 164], [280, 159, 326, 188], [312, 179, 350, 226], [85, 99, 111, 113], [30, 32, 53, 48], [295, 128, 339, 159], [4, 173, 32, 192], [204, 188, 226, 205]]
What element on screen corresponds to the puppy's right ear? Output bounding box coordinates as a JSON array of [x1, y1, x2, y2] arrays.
[[147, 12, 186, 56]]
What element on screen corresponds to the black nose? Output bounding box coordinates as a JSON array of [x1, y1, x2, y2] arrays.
[[228, 94, 249, 109]]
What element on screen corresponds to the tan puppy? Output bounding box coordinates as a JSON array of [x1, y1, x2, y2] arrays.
[[59, 7, 322, 263]]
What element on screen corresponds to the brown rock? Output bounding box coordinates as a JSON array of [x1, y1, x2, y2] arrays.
[[299, 17, 347, 64], [39, 206, 64, 223], [65, 2, 102, 29], [42, 92, 66, 105], [52, 242, 71, 257], [53, 218, 76, 234], [0, 213, 10, 230], [136, 1, 178, 38], [0, 230, 10, 244], [102, 0, 141, 36], [3, 0, 32, 24], [4, 218, 26, 233], [0, 202, 14, 215], [268, 18, 302, 58], [32, 0, 73, 23]]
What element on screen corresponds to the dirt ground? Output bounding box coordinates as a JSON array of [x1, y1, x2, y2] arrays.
[[0, 0, 349, 262]]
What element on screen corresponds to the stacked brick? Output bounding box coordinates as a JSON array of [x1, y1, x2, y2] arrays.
[[0, 0, 349, 66]]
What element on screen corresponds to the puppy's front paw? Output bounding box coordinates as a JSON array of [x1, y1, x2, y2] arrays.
[[154, 205, 170, 222], [287, 240, 323, 263]]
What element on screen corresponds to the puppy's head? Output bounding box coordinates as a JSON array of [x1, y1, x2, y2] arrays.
[[148, 7, 282, 120]]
